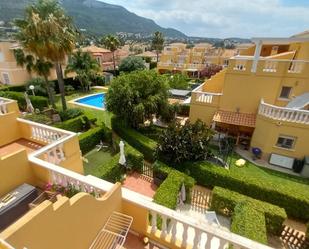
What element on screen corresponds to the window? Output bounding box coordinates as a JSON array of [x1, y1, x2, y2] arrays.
[[279, 86, 292, 99], [2, 73, 10, 85], [276, 136, 296, 149], [96, 56, 101, 64]]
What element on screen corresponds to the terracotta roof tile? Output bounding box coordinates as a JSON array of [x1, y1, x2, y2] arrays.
[[213, 110, 256, 127]]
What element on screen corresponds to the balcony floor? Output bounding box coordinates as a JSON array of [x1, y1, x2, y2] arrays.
[[123, 173, 157, 198], [123, 233, 163, 249], [0, 139, 43, 158]]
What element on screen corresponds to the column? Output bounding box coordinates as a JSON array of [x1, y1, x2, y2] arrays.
[[251, 40, 262, 73]]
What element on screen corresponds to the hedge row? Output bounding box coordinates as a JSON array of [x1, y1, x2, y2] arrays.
[[153, 161, 195, 209], [211, 187, 287, 235], [111, 116, 157, 161], [54, 115, 94, 133], [0, 91, 48, 110], [231, 202, 267, 244], [99, 144, 144, 183], [78, 125, 111, 154], [180, 160, 309, 220]]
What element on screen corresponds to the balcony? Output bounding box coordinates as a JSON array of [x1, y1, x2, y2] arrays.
[[258, 99, 309, 125], [191, 84, 222, 107], [227, 57, 309, 77], [157, 62, 206, 71]]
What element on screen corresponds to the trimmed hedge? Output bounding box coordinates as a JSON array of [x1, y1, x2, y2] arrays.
[[0, 91, 48, 110], [153, 171, 184, 210], [180, 160, 309, 220], [59, 108, 84, 121], [231, 202, 267, 244], [111, 116, 157, 161], [54, 115, 93, 133], [153, 161, 195, 209], [79, 126, 111, 154], [211, 187, 287, 235], [99, 144, 144, 183]]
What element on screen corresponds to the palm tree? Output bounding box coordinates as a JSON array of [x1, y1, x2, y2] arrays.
[[151, 31, 164, 63], [13, 49, 56, 108], [14, 0, 78, 110], [102, 35, 120, 74], [65, 50, 100, 91]]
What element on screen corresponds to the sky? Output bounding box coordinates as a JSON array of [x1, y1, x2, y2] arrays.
[[100, 0, 309, 38]]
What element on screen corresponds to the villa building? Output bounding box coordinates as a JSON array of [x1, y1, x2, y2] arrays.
[[0, 98, 271, 249], [189, 31, 309, 168], [157, 43, 237, 77]]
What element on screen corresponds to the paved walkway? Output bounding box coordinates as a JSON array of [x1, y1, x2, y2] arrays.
[[122, 172, 157, 198], [0, 139, 42, 158]]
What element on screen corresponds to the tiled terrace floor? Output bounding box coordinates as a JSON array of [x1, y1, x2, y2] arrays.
[[122, 173, 157, 198], [0, 139, 43, 158], [123, 233, 164, 249]]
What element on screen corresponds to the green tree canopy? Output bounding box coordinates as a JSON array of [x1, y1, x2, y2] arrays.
[[157, 120, 214, 163], [65, 50, 100, 91], [14, 0, 78, 110], [165, 73, 189, 90], [106, 70, 169, 127], [151, 31, 164, 62], [119, 56, 146, 73]]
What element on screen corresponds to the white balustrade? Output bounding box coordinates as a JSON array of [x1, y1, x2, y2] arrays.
[[46, 144, 66, 164], [288, 61, 304, 74], [263, 60, 278, 73], [259, 100, 309, 124], [0, 102, 8, 115], [233, 60, 247, 71]]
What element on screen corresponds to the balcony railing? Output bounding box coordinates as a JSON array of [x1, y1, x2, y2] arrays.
[[191, 84, 223, 105], [158, 62, 206, 70], [0, 97, 17, 114], [259, 100, 309, 124], [28, 153, 273, 249], [228, 57, 309, 76]]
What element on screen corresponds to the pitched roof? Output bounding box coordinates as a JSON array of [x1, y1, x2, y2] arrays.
[[81, 45, 111, 53], [213, 110, 256, 127]]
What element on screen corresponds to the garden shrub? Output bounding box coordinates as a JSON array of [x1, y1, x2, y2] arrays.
[[180, 160, 309, 220], [111, 116, 157, 161], [0, 91, 48, 110], [153, 161, 195, 206], [211, 187, 287, 235], [79, 125, 111, 154], [99, 144, 143, 183], [0, 85, 26, 92], [54, 115, 90, 133], [23, 113, 52, 124], [231, 202, 267, 244], [59, 108, 84, 121]]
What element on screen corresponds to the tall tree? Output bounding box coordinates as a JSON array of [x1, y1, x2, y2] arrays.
[[101, 35, 120, 75], [151, 31, 164, 63], [65, 50, 100, 91], [13, 49, 55, 108], [14, 0, 78, 111]]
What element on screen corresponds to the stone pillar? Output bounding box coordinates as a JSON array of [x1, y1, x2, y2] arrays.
[[251, 40, 263, 73]]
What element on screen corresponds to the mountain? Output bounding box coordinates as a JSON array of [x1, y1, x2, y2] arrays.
[[0, 0, 187, 39]]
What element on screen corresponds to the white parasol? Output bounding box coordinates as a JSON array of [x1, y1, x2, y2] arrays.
[[119, 140, 126, 166]]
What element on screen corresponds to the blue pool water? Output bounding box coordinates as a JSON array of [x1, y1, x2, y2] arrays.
[[76, 93, 106, 109]]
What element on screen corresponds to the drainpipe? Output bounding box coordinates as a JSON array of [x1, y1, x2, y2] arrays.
[[251, 40, 263, 73]]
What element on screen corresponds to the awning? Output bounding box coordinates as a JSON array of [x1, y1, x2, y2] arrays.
[[213, 110, 256, 127]]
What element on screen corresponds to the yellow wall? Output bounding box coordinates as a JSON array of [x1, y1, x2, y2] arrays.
[[0, 112, 21, 147], [1, 184, 122, 249], [0, 149, 35, 196], [251, 115, 309, 159]]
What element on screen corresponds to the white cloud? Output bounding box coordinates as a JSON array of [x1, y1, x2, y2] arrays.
[[101, 0, 309, 38]]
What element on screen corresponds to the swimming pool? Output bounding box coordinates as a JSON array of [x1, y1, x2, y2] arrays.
[[74, 93, 106, 109]]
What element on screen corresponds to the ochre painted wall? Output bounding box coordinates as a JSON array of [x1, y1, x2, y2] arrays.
[[0, 149, 35, 196], [2, 184, 122, 249], [0, 112, 21, 147], [251, 115, 309, 159]]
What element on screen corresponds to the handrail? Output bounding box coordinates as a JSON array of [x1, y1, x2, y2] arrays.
[[230, 56, 309, 63]]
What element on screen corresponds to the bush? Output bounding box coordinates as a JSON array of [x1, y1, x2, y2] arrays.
[[59, 108, 84, 121], [79, 126, 111, 154], [99, 144, 144, 183], [0, 85, 26, 92], [231, 202, 267, 244], [54, 115, 91, 133], [211, 187, 286, 235], [153, 171, 184, 210], [153, 161, 195, 205], [111, 116, 157, 161], [23, 113, 52, 124], [119, 56, 146, 73], [180, 160, 309, 220], [0, 91, 48, 110], [177, 104, 190, 116]]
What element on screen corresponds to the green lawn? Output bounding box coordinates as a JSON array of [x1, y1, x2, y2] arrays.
[[55, 88, 113, 128], [83, 148, 115, 177]]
